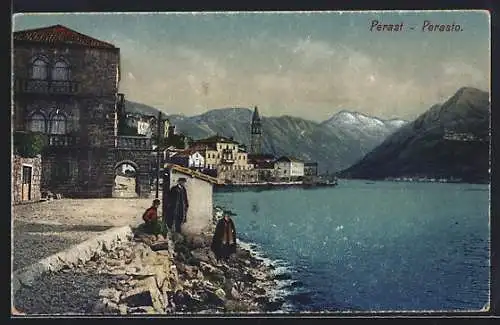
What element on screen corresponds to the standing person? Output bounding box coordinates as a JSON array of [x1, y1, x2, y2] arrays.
[[166, 177, 189, 233], [142, 199, 161, 234], [211, 214, 237, 261]]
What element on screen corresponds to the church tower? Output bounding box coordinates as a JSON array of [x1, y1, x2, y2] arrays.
[[250, 106, 262, 155]]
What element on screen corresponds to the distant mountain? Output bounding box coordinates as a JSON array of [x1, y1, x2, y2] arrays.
[[124, 100, 165, 116], [321, 111, 407, 154], [339, 87, 490, 183], [122, 100, 409, 173], [164, 108, 407, 173]]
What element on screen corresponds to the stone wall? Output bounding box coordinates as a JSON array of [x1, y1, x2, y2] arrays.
[[12, 154, 42, 204], [106, 149, 152, 198], [13, 45, 120, 97], [165, 169, 213, 235], [13, 42, 140, 199], [217, 169, 259, 183]]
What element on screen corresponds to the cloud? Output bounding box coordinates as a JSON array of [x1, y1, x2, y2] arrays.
[[127, 72, 136, 80], [118, 36, 489, 121]]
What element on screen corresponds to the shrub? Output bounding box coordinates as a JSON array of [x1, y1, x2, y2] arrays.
[[13, 131, 48, 157]]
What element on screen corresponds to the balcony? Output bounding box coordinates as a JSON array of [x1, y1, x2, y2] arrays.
[[48, 134, 79, 147], [16, 79, 79, 95], [115, 136, 152, 150]]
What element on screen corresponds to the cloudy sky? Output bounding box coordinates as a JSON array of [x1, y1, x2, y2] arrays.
[[13, 11, 490, 121]]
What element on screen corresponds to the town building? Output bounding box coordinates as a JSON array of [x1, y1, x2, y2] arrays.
[[189, 135, 257, 182], [249, 106, 262, 155], [275, 156, 305, 181], [13, 24, 152, 198], [169, 149, 205, 170], [248, 153, 277, 182], [304, 162, 319, 177]]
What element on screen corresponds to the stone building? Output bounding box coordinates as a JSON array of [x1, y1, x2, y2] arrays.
[[169, 149, 205, 170], [275, 156, 305, 181], [12, 154, 42, 203], [13, 24, 152, 198], [189, 135, 259, 183], [304, 162, 319, 177], [248, 153, 277, 182]]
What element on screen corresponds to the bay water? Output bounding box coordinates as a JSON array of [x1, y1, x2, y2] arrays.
[[214, 180, 490, 312]]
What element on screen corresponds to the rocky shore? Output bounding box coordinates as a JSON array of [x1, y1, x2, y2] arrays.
[[14, 209, 283, 315]]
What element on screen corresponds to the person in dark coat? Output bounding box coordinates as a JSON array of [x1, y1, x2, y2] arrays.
[[166, 177, 189, 233], [211, 214, 237, 261]]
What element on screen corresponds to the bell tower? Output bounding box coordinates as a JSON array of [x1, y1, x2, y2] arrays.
[[250, 106, 262, 155]]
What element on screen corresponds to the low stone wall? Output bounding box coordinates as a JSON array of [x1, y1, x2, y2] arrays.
[[12, 226, 134, 295]]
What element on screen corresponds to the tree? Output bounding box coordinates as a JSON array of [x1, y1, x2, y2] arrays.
[[13, 131, 48, 158]]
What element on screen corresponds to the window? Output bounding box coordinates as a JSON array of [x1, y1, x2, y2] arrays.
[[52, 60, 70, 80], [28, 113, 46, 133], [50, 113, 67, 134], [32, 58, 48, 80]]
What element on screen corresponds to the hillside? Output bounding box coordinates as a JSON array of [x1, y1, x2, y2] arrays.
[[339, 87, 490, 183], [122, 102, 407, 173]]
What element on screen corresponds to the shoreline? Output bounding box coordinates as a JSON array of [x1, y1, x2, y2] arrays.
[[14, 207, 282, 315]]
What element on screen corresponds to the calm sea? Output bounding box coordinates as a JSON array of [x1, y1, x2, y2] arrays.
[[214, 180, 490, 312]]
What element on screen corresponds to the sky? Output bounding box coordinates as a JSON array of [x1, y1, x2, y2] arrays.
[[13, 11, 490, 122]]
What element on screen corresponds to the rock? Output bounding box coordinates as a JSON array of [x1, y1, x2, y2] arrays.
[[188, 236, 208, 249], [93, 298, 121, 314], [191, 249, 213, 264], [215, 288, 226, 301], [128, 306, 157, 314], [230, 287, 241, 300], [99, 288, 121, 303], [156, 250, 170, 256], [150, 241, 169, 251], [120, 277, 164, 313], [202, 289, 225, 306], [173, 290, 189, 306], [224, 299, 250, 312]]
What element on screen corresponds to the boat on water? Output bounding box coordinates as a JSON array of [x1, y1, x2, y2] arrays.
[[214, 179, 339, 192]]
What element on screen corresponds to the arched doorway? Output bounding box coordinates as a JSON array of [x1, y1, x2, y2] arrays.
[[113, 161, 139, 198]]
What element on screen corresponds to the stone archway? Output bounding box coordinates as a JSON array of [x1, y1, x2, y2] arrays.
[[113, 160, 140, 198]]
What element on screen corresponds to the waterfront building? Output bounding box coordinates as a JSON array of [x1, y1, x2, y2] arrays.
[[169, 149, 205, 170], [275, 156, 305, 181], [304, 162, 319, 177]]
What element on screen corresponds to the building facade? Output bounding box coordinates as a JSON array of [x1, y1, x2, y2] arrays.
[[250, 106, 262, 155], [169, 149, 205, 170], [304, 162, 319, 177], [248, 153, 277, 182], [275, 156, 305, 181], [189, 135, 258, 182], [13, 24, 152, 198]]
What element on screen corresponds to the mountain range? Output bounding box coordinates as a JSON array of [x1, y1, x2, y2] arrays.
[[339, 87, 490, 183], [124, 100, 407, 173]]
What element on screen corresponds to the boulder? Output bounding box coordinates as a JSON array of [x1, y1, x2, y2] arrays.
[[230, 287, 241, 300], [150, 241, 169, 251], [120, 277, 164, 313], [99, 288, 121, 303]]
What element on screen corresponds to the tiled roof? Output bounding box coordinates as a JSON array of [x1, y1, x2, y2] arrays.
[[276, 156, 303, 163], [166, 163, 222, 184], [13, 24, 116, 49], [248, 153, 276, 162]]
